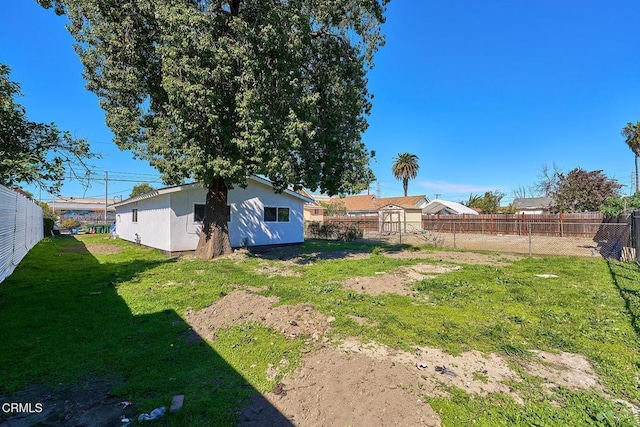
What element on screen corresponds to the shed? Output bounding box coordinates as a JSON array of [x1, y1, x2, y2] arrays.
[[112, 176, 313, 252], [378, 202, 425, 233]]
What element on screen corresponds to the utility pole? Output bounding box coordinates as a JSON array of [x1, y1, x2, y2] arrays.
[[104, 170, 108, 224]]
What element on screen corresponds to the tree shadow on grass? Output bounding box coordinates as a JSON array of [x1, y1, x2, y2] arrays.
[[250, 238, 410, 264], [606, 260, 640, 340], [0, 236, 292, 426]]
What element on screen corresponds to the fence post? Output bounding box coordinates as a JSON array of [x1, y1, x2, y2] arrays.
[[632, 211, 640, 264], [453, 221, 457, 249], [528, 222, 532, 257]]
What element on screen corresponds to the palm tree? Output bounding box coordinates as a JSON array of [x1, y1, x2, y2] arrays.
[[621, 121, 640, 194], [392, 152, 420, 197]]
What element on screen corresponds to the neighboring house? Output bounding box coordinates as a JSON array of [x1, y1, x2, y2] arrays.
[[328, 194, 429, 218], [422, 199, 479, 215], [298, 189, 325, 222], [112, 176, 313, 252], [512, 197, 553, 214], [332, 194, 378, 217], [324, 194, 429, 233]]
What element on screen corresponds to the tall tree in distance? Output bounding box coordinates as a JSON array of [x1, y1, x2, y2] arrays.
[[39, 0, 388, 258], [129, 183, 155, 199], [463, 190, 505, 214], [621, 121, 640, 193], [534, 163, 561, 197], [0, 63, 94, 194], [392, 152, 420, 197]]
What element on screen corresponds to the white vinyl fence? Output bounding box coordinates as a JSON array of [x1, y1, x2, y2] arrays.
[[0, 185, 43, 283]]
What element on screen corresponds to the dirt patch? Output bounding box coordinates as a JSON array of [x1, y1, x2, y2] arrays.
[[255, 264, 302, 277], [338, 340, 604, 398], [343, 273, 410, 296], [185, 290, 331, 340], [253, 245, 371, 264], [384, 249, 520, 266], [238, 338, 607, 426], [339, 338, 520, 399], [525, 350, 604, 392], [343, 263, 460, 296], [85, 244, 123, 255], [237, 345, 441, 427]]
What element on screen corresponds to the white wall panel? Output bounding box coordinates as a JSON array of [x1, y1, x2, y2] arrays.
[[0, 185, 43, 283]]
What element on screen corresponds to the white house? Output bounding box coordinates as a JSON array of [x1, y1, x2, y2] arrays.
[[512, 197, 553, 214], [112, 176, 313, 252]]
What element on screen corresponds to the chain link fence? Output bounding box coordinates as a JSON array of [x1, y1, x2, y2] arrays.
[[309, 215, 637, 260]]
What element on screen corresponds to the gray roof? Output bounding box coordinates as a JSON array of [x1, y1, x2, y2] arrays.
[[512, 197, 553, 209], [52, 198, 117, 212], [112, 176, 313, 208]]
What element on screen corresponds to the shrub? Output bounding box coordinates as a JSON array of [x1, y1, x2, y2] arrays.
[[306, 221, 362, 241], [43, 218, 55, 237], [61, 218, 81, 230]]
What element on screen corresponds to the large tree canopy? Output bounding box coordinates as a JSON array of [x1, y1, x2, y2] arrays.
[[0, 63, 93, 194], [40, 0, 387, 257], [129, 182, 155, 199], [551, 168, 621, 213]]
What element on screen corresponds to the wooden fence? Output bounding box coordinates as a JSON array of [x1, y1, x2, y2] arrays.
[[421, 212, 608, 237], [321, 212, 624, 238]]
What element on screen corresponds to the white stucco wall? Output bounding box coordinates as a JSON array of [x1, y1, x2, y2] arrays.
[[114, 179, 306, 252], [115, 193, 172, 251], [168, 187, 206, 251], [228, 179, 305, 247]]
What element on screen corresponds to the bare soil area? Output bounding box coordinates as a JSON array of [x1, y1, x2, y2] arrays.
[[343, 264, 460, 296], [58, 242, 123, 255], [367, 232, 601, 258], [185, 290, 332, 341], [236, 337, 604, 427], [180, 281, 607, 427], [383, 249, 521, 266]]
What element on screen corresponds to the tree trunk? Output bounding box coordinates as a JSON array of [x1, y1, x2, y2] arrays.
[[636, 154, 640, 194], [403, 178, 408, 197], [194, 177, 233, 259]]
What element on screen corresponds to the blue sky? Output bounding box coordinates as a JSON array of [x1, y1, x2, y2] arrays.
[[2, 1, 640, 204]]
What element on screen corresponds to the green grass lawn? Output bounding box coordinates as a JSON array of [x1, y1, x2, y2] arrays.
[[1, 235, 639, 426]]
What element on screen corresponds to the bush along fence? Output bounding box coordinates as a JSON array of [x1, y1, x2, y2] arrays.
[[0, 185, 43, 283], [315, 212, 636, 260]]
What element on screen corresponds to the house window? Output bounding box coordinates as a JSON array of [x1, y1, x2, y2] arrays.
[[132, 209, 138, 223], [194, 204, 205, 222], [194, 204, 231, 223], [277, 207, 289, 222], [264, 207, 290, 222]]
